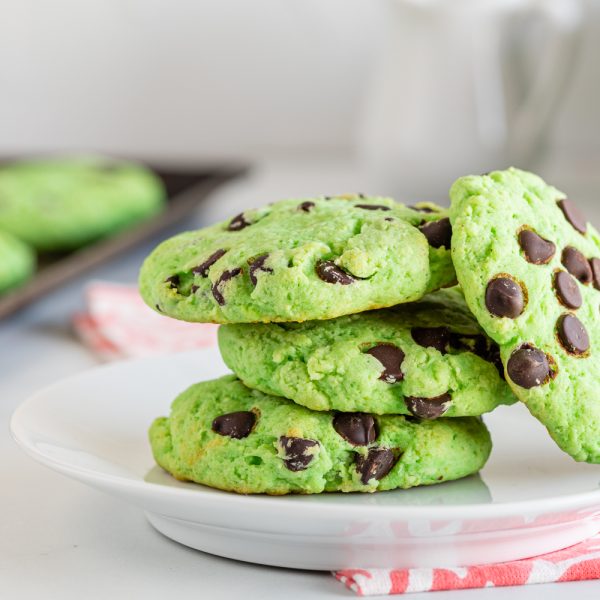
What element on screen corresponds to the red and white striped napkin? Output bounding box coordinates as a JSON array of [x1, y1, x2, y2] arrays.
[[73, 281, 217, 360], [335, 534, 600, 595], [73, 282, 600, 595]]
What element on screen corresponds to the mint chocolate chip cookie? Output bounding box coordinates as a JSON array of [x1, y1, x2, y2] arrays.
[[0, 157, 165, 250], [149, 375, 492, 495], [0, 230, 35, 293], [139, 195, 455, 324], [450, 168, 600, 462], [218, 288, 515, 416]]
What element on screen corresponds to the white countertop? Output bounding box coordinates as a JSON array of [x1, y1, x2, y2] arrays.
[[3, 157, 600, 599]]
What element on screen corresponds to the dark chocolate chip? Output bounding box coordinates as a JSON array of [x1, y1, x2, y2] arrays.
[[411, 327, 450, 354], [299, 201, 315, 212], [192, 249, 227, 277], [165, 275, 180, 289], [249, 254, 273, 286], [507, 345, 550, 388], [557, 314, 589, 355], [365, 343, 405, 383], [315, 260, 355, 285], [591, 258, 600, 291], [227, 213, 251, 231], [190, 285, 199, 293], [554, 271, 582, 309], [355, 448, 398, 485], [485, 277, 525, 318], [409, 205, 435, 213], [418, 217, 452, 249], [558, 199, 587, 234], [518, 229, 556, 264], [155, 304, 163, 313], [211, 268, 242, 305], [279, 436, 319, 471], [212, 411, 256, 439], [404, 393, 451, 420], [333, 413, 377, 446], [355, 204, 391, 211], [562, 247, 593, 284]]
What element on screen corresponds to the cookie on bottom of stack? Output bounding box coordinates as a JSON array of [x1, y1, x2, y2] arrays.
[[149, 375, 491, 495]]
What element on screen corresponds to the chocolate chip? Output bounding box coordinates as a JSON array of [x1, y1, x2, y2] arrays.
[[554, 271, 582, 309], [557, 314, 589, 355], [409, 205, 435, 213], [485, 277, 525, 318], [227, 213, 251, 231], [418, 218, 452, 249], [404, 393, 451, 420], [355, 204, 391, 211], [211, 268, 242, 305], [518, 229, 556, 264], [165, 275, 180, 289], [315, 260, 355, 285], [591, 258, 600, 290], [299, 201, 315, 212], [411, 327, 450, 354], [279, 436, 319, 471], [192, 249, 227, 277], [212, 411, 256, 439], [190, 285, 199, 293], [562, 247, 592, 284], [249, 254, 273, 286], [355, 448, 398, 484], [558, 199, 587, 234], [365, 344, 405, 383], [333, 413, 377, 446], [507, 345, 550, 388], [155, 304, 163, 313]]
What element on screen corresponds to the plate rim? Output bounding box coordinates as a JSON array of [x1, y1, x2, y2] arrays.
[[10, 348, 600, 522]]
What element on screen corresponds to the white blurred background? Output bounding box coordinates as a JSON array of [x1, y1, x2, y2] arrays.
[[1, 0, 599, 203]]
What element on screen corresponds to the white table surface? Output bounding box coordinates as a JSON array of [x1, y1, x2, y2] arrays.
[[3, 156, 600, 599]]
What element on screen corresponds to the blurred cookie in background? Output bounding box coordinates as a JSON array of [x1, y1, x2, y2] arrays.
[[0, 230, 35, 293], [0, 156, 166, 251]]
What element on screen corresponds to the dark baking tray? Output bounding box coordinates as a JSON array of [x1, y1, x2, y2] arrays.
[[0, 163, 247, 319]]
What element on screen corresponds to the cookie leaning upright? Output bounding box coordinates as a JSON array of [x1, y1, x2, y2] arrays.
[[450, 168, 600, 462], [139, 195, 455, 323]]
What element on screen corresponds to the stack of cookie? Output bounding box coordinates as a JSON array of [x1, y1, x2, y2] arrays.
[[140, 168, 600, 495]]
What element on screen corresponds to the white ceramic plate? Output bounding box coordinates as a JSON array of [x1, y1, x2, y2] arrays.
[[10, 348, 600, 570]]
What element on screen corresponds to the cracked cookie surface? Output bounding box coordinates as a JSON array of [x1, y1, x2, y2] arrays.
[[218, 288, 515, 416], [139, 195, 455, 323], [149, 375, 491, 495], [450, 168, 600, 462]]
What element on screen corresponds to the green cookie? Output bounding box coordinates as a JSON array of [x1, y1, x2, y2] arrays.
[[149, 375, 491, 495], [450, 168, 600, 462], [0, 156, 165, 250], [0, 230, 35, 293], [139, 195, 455, 324], [219, 288, 515, 416]]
